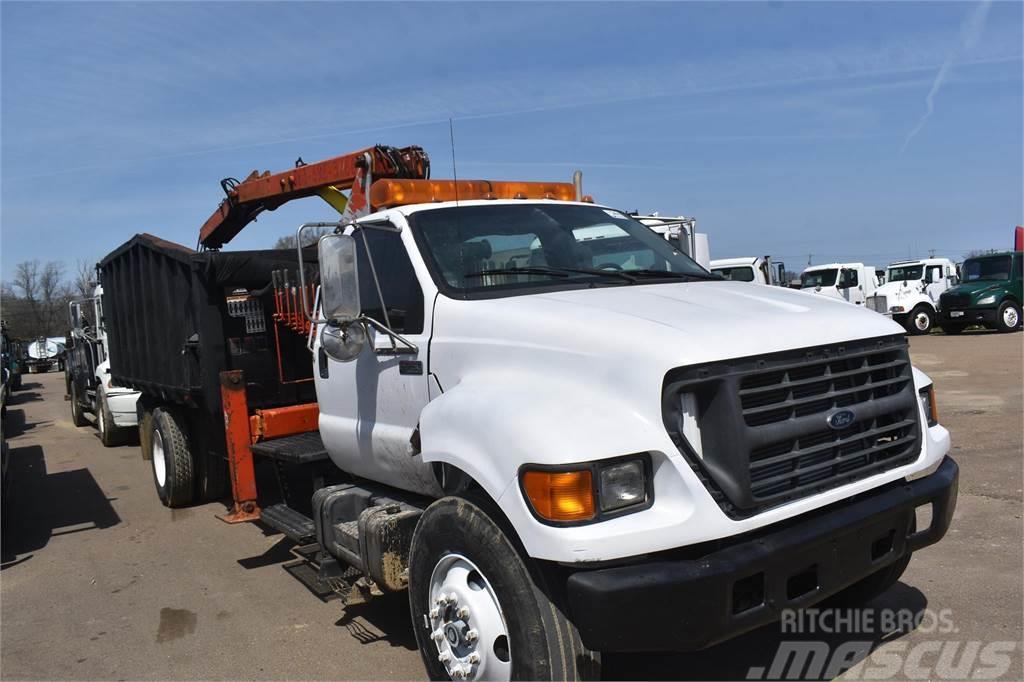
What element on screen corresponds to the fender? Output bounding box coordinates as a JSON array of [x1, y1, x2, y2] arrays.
[[417, 369, 673, 509]]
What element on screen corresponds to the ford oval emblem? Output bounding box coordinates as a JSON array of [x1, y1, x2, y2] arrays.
[[828, 409, 856, 430]]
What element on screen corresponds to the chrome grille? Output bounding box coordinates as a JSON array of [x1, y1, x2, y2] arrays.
[[866, 295, 887, 313], [662, 335, 921, 518]]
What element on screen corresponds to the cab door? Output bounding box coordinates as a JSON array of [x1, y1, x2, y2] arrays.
[[925, 264, 946, 303], [313, 226, 439, 496]]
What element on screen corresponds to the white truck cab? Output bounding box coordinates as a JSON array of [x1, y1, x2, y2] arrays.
[[635, 214, 711, 269], [304, 197, 957, 679], [799, 262, 879, 306], [870, 258, 960, 335], [67, 284, 140, 445], [711, 256, 787, 286]]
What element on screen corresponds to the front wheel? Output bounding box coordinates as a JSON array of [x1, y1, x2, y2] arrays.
[[409, 497, 599, 681], [906, 305, 934, 335], [95, 390, 126, 447], [69, 384, 89, 427], [995, 300, 1021, 333]]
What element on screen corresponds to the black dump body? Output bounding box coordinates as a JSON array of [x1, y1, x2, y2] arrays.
[[99, 233, 318, 427]]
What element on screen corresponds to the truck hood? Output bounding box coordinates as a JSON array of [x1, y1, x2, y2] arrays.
[[942, 281, 1005, 297], [876, 280, 925, 298], [430, 281, 906, 395]]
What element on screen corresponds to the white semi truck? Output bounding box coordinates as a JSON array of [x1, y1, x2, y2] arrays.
[[102, 150, 957, 681], [868, 258, 959, 335], [799, 262, 880, 306], [636, 213, 711, 269], [711, 256, 787, 286], [66, 284, 140, 445]]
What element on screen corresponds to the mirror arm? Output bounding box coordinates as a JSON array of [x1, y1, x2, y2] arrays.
[[361, 316, 419, 355]]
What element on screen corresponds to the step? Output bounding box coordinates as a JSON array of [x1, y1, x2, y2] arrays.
[[251, 431, 329, 464], [260, 503, 316, 544]]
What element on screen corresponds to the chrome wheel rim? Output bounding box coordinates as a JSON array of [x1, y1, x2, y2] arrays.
[[1003, 307, 1019, 328], [152, 429, 167, 487], [427, 554, 511, 681], [914, 311, 931, 331], [97, 402, 105, 435]]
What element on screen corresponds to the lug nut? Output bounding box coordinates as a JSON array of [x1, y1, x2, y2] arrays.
[[438, 653, 451, 664], [429, 607, 440, 618], [468, 653, 481, 665], [432, 630, 445, 642], [456, 606, 470, 619], [452, 667, 467, 680], [465, 629, 479, 643], [448, 592, 459, 605]]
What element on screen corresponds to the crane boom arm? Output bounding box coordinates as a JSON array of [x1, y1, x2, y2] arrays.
[[199, 145, 428, 249]]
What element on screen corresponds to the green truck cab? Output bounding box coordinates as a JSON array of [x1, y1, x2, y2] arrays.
[[939, 251, 1023, 334]]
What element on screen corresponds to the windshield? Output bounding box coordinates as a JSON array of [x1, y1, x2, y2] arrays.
[[887, 265, 923, 282], [409, 204, 714, 297], [713, 266, 755, 282], [800, 269, 838, 288], [962, 255, 1011, 282]]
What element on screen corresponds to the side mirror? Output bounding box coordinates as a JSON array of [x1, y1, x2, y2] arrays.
[[775, 262, 786, 286], [69, 301, 82, 330], [318, 234, 360, 322]]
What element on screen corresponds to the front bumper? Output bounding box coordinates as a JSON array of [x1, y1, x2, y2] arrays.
[[939, 307, 997, 326], [565, 456, 958, 652]]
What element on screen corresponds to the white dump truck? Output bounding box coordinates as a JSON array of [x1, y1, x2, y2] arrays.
[[66, 284, 140, 445], [799, 262, 880, 306], [868, 258, 959, 335], [102, 148, 957, 681], [711, 256, 787, 286], [636, 214, 711, 269]]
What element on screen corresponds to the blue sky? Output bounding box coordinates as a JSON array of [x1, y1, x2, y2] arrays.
[[2, 1, 1021, 279]]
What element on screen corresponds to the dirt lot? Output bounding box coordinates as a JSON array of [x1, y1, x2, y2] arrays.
[[2, 332, 1021, 680]]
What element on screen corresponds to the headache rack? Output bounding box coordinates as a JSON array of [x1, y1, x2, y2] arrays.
[[662, 335, 921, 518]]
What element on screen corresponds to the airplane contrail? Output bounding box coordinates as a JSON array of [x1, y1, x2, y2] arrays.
[[902, 0, 992, 153]]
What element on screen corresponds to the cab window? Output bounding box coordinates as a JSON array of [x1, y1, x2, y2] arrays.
[[353, 229, 424, 334]]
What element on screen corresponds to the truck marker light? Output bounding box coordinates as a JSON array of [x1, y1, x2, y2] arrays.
[[521, 470, 596, 522], [920, 385, 939, 427]]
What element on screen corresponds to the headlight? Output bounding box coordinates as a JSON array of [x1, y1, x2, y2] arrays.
[[890, 306, 906, 313], [977, 294, 996, 306], [520, 455, 651, 524], [919, 385, 939, 427], [599, 460, 646, 512]]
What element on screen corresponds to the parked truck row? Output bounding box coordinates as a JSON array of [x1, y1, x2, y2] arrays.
[[73, 144, 970, 681]]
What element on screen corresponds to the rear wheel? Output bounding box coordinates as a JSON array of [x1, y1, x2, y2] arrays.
[[149, 407, 195, 507], [409, 497, 599, 681], [995, 300, 1021, 333], [69, 384, 89, 427], [906, 305, 934, 335]]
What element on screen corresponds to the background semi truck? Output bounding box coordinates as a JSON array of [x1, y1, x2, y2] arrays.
[[799, 262, 880, 306], [710, 256, 787, 286], [868, 258, 959, 335], [938, 250, 1022, 334], [65, 284, 142, 445], [100, 146, 958, 681]]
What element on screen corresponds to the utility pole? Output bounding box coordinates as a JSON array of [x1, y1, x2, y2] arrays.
[[807, 253, 813, 266], [928, 248, 936, 258]]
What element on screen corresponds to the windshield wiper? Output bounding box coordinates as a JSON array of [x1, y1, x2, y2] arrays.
[[465, 267, 569, 279], [624, 269, 721, 281]]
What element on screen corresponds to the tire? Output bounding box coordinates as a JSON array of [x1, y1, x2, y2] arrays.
[[995, 300, 1021, 333], [941, 324, 964, 335], [69, 383, 89, 427], [409, 496, 600, 682], [149, 407, 195, 507], [906, 305, 934, 335], [95, 390, 126, 447]]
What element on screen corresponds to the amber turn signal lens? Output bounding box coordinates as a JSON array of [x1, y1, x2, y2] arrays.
[[521, 470, 596, 522], [927, 385, 939, 426]]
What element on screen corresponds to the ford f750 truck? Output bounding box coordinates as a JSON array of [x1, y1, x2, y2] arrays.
[[101, 148, 957, 681]]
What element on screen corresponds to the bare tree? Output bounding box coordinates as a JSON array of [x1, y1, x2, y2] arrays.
[[73, 259, 97, 299], [274, 226, 332, 250], [7, 260, 72, 338]]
